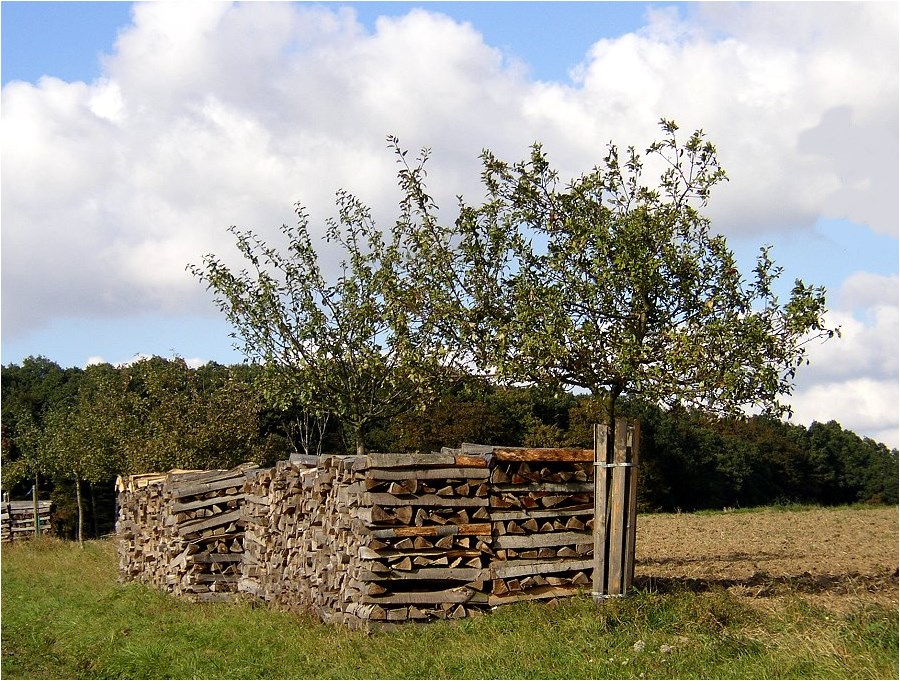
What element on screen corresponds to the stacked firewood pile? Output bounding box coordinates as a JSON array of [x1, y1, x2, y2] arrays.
[[116, 463, 259, 602], [239, 455, 320, 606], [240, 451, 495, 628], [1, 500, 53, 542], [117, 444, 611, 627], [343, 449, 494, 626], [485, 447, 595, 605]]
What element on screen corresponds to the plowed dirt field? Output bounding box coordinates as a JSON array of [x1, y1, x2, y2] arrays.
[[634, 506, 898, 610]]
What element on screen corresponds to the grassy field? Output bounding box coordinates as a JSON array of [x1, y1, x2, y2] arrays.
[[2, 513, 897, 679]]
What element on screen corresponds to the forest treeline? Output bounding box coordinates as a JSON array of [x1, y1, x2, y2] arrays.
[[2, 355, 897, 539]]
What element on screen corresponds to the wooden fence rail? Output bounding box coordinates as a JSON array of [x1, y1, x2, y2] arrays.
[[1, 500, 52, 542]]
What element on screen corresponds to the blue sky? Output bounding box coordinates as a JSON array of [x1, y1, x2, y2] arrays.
[[1, 2, 897, 446]]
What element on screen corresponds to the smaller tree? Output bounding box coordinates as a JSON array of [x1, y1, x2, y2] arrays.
[[190, 146, 455, 456], [42, 363, 124, 544]]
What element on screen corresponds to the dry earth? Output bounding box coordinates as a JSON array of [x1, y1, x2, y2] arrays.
[[634, 506, 899, 611]]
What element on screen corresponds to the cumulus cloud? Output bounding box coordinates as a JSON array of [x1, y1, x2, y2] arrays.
[[4, 2, 896, 334], [2, 2, 896, 443], [788, 273, 899, 448]]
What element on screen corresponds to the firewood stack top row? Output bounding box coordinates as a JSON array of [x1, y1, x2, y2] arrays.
[[116, 463, 261, 602], [117, 445, 597, 627]]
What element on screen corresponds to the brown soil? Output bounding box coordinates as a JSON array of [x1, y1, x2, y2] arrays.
[[633, 506, 899, 611]]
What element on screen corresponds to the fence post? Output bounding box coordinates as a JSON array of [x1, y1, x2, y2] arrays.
[[592, 418, 639, 601], [32, 479, 40, 538]]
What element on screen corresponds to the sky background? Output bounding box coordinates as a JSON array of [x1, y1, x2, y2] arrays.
[[1, 1, 897, 447]]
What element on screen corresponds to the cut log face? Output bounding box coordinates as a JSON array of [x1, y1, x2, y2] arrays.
[[117, 444, 614, 627]]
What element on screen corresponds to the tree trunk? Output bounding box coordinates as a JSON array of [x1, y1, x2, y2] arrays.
[[89, 481, 98, 539], [75, 475, 84, 547]]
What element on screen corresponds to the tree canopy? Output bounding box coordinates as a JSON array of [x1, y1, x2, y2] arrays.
[[189, 147, 457, 455], [440, 120, 838, 424]]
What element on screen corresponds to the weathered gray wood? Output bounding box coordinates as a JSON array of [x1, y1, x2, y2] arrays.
[[488, 506, 594, 522], [592, 422, 609, 602], [490, 558, 593, 579], [168, 464, 256, 485], [488, 584, 581, 605], [358, 567, 488, 582], [366, 452, 456, 468], [170, 476, 249, 500], [288, 453, 321, 466], [459, 443, 497, 455], [190, 553, 243, 564], [623, 421, 640, 592], [365, 467, 490, 481], [363, 587, 487, 605], [607, 420, 629, 595], [495, 531, 591, 550], [494, 482, 593, 493], [177, 509, 243, 536], [173, 493, 246, 513], [362, 493, 489, 508]]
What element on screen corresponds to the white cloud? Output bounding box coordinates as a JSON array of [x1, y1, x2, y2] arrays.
[[788, 273, 899, 448], [789, 378, 898, 449], [837, 272, 899, 312], [2, 2, 896, 444]]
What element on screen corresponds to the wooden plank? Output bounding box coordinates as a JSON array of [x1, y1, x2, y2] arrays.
[[459, 443, 496, 455], [489, 558, 593, 579], [623, 421, 641, 592], [367, 523, 491, 539], [606, 420, 629, 596], [360, 546, 482, 560], [170, 476, 248, 500], [493, 482, 593, 493], [357, 567, 488, 582], [495, 531, 591, 550], [168, 464, 256, 485], [366, 467, 489, 481], [288, 453, 321, 466], [365, 452, 456, 468], [7, 501, 52, 511], [592, 423, 609, 601], [362, 493, 489, 508], [492, 448, 593, 463], [480, 508, 589, 523], [453, 456, 489, 468], [173, 493, 246, 513], [189, 553, 243, 564], [363, 587, 486, 605], [177, 509, 243, 536], [487, 584, 581, 605]]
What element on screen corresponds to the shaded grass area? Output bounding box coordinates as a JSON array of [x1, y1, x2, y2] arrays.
[[2, 538, 897, 679]]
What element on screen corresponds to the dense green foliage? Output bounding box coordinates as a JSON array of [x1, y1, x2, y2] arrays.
[[403, 121, 835, 427], [189, 146, 459, 456], [190, 124, 835, 456], [3, 537, 897, 679], [2, 355, 896, 538]]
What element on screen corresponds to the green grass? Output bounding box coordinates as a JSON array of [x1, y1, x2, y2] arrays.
[[2, 538, 897, 679]]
